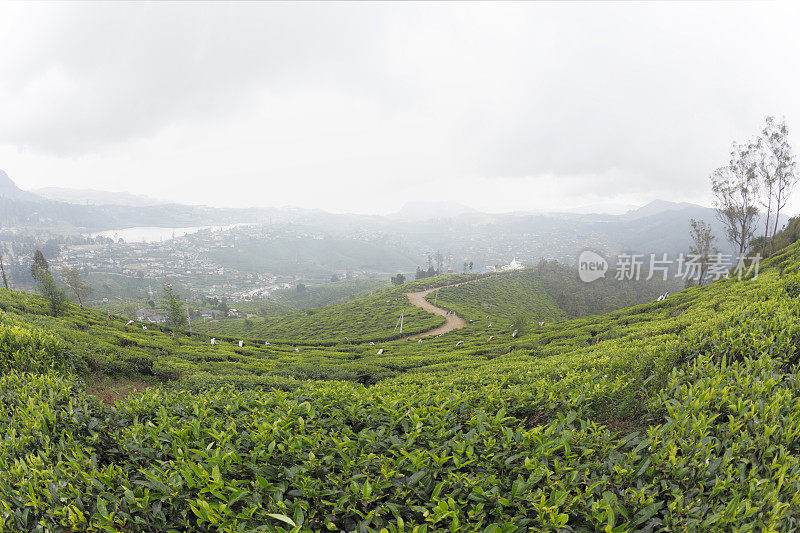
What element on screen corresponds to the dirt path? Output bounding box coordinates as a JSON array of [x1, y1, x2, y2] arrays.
[[405, 283, 471, 339]]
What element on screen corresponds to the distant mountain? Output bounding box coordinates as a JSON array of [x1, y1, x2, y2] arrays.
[[621, 199, 701, 220], [561, 202, 640, 216], [2, 171, 792, 273], [32, 187, 168, 207], [0, 170, 40, 201], [390, 201, 478, 221]]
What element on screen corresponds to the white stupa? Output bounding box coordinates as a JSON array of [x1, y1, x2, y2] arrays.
[[500, 258, 525, 271]]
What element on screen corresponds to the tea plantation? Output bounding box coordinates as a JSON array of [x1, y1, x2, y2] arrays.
[[2, 246, 800, 531], [194, 274, 491, 343]]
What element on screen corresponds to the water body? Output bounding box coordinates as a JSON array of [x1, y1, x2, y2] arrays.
[[88, 223, 252, 243]]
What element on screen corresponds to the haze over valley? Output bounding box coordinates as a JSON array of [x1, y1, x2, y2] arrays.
[[1, 167, 759, 309]]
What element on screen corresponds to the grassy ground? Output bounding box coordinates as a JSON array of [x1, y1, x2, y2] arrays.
[[82, 373, 156, 404]]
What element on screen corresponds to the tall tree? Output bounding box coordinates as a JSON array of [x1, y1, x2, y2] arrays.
[[0, 252, 8, 290], [754, 136, 776, 255], [759, 117, 798, 253], [34, 272, 69, 317], [712, 143, 760, 256], [31, 255, 68, 317], [60, 268, 92, 308], [688, 218, 718, 286], [161, 283, 188, 333], [30, 250, 50, 280]]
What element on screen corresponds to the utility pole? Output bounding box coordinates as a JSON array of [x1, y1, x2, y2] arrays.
[[394, 310, 405, 334]]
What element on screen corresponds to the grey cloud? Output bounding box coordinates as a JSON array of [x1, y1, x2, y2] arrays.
[[0, 3, 388, 153], [0, 2, 798, 207]]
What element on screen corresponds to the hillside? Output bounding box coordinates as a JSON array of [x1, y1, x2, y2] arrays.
[[198, 266, 681, 344], [1, 244, 799, 530], [194, 274, 488, 343], [425, 270, 563, 325], [426, 265, 682, 327]]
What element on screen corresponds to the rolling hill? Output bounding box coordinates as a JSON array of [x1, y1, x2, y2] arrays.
[[2, 235, 799, 529]]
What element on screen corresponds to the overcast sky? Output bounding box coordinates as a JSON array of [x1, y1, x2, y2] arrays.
[[1, 2, 799, 215]]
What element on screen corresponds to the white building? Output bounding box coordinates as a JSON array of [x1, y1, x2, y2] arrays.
[[500, 258, 525, 272]]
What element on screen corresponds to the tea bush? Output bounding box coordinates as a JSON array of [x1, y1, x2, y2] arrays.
[[0, 311, 69, 373], [3, 244, 800, 530]]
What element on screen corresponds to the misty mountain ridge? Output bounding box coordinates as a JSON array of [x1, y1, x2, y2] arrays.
[[389, 201, 479, 221], [32, 187, 168, 207], [560, 202, 640, 216], [622, 199, 701, 220], [0, 169, 39, 201], [1, 170, 787, 261], [1, 170, 710, 221]]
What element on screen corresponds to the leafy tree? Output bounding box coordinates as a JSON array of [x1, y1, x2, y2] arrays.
[[712, 143, 759, 256], [60, 268, 92, 308], [161, 283, 188, 333], [414, 265, 439, 280], [756, 117, 797, 253], [434, 251, 444, 274], [30, 250, 50, 280], [688, 218, 718, 286], [296, 282, 307, 294], [391, 273, 406, 285], [0, 252, 8, 290], [216, 299, 229, 316], [31, 264, 68, 317], [330, 273, 340, 282]]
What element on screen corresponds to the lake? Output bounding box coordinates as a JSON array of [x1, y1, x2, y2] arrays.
[[87, 223, 252, 243]]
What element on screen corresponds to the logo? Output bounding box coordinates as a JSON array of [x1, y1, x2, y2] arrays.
[[578, 250, 608, 283]]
